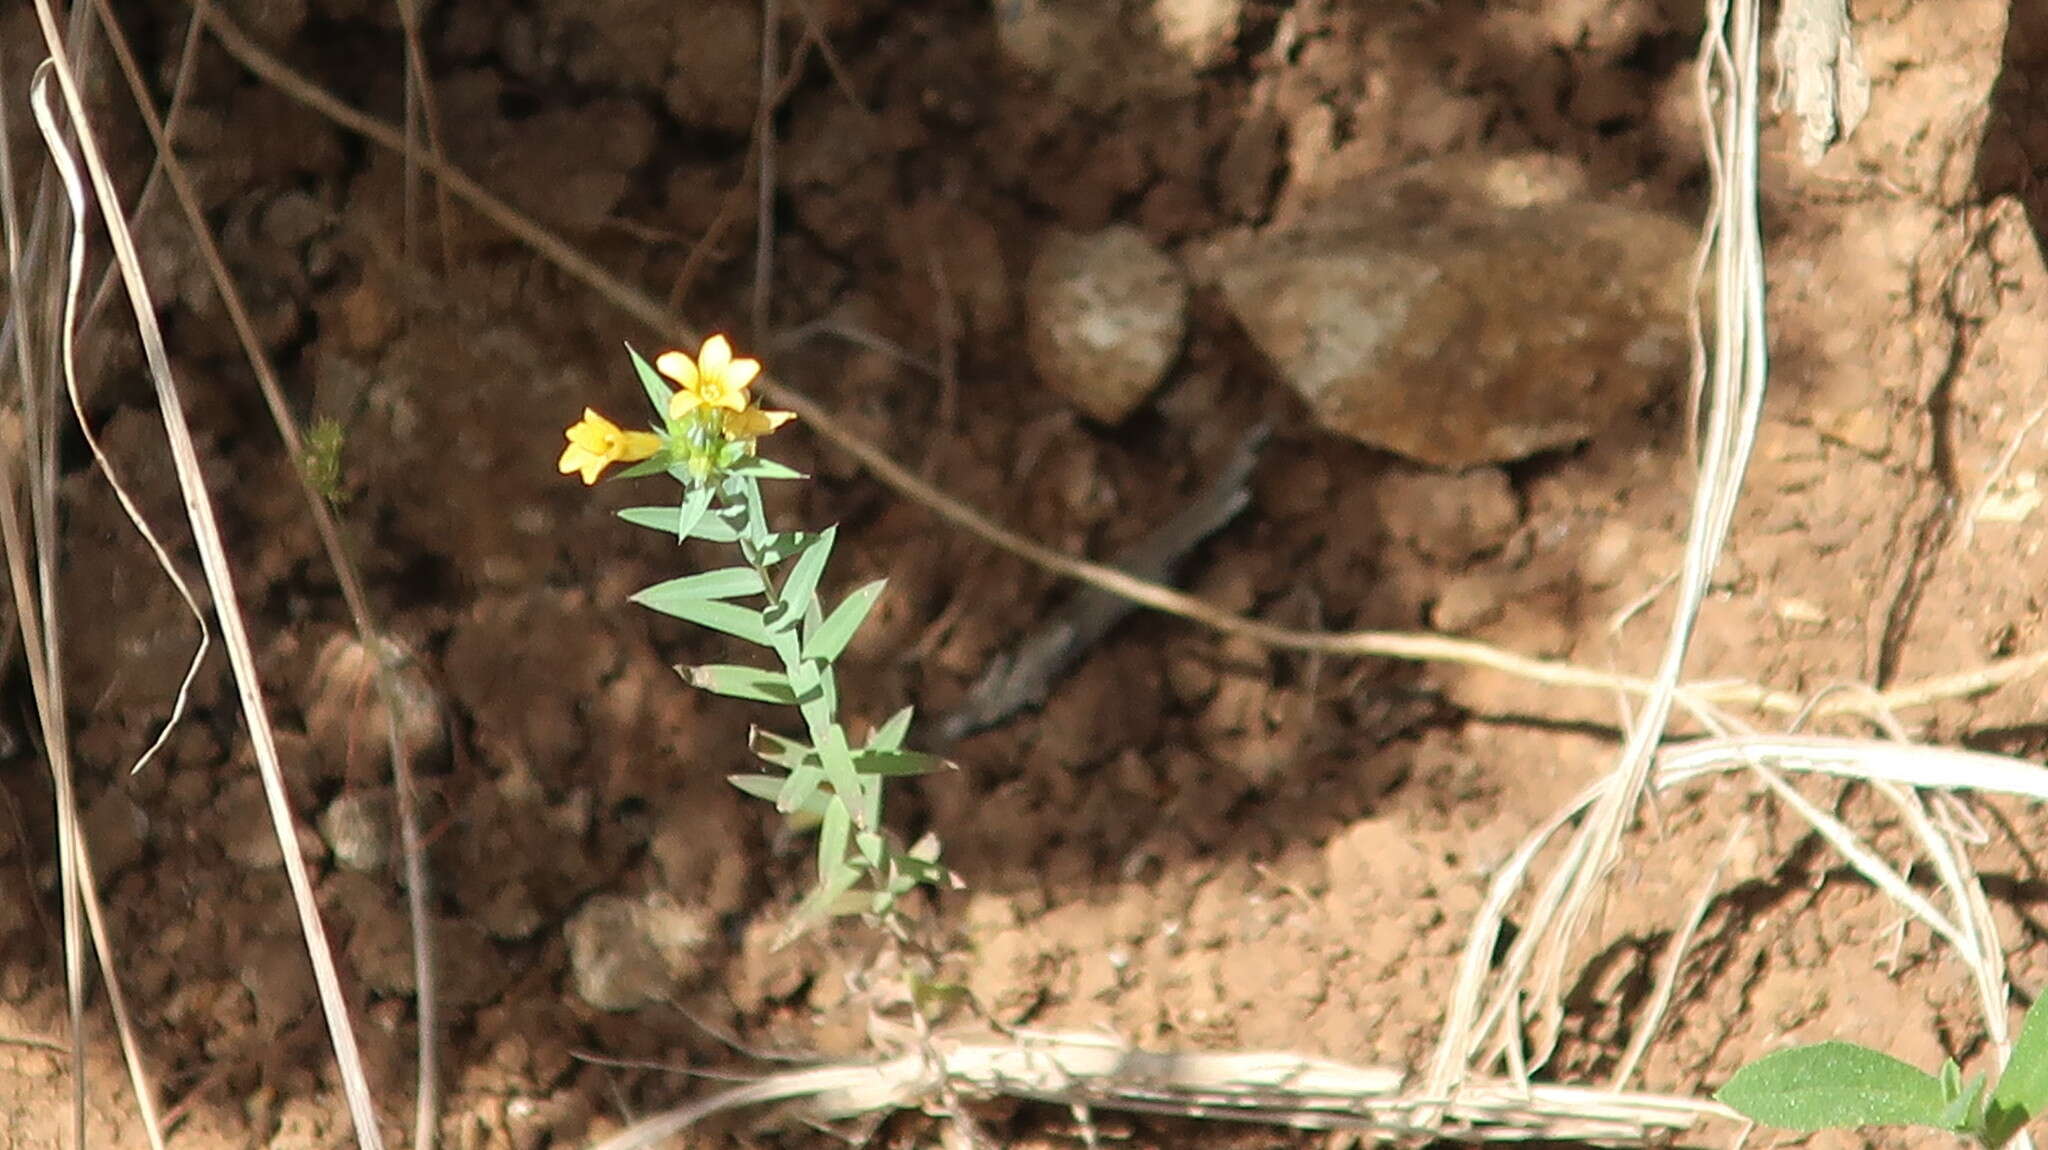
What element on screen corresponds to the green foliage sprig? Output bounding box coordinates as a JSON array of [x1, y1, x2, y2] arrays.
[[1718, 992, 2048, 1147], [563, 337, 956, 938]]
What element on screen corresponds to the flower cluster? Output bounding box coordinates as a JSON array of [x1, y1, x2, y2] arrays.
[[557, 335, 795, 486]]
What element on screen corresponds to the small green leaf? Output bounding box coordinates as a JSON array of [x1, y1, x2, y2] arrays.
[[782, 525, 835, 604], [681, 664, 798, 704], [855, 830, 884, 867], [613, 450, 673, 481], [852, 748, 952, 776], [766, 526, 836, 633], [787, 658, 823, 699], [632, 595, 772, 646], [750, 728, 813, 771], [728, 456, 807, 481], [729, 774, 829, 817], [627, 344, 672, 423], [1935, 1070, 1985, 1134], [776, 765, 825, 815], [620, 503, 741, 543], [635, 567, 765, 603], [619, 505, 681, 534], [868, 706, 915, 752], [1716, 1042, 1949, 1132], [755, 530, 820, 567], [1986, 995, 2048, 1146], [804, 579, 886, 663], [816, 724, 865, 829], [818, 800, 851, 881]]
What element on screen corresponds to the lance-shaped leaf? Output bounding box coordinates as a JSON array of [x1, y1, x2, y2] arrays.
[[804, 579, 886, 664], [868, 706, 915, 752], [1986, 994, 2048, 1146], [767, 526, 836, 633], [755, 530, 820, 568], [818, 801, 852, 886], [729, 774, 829, 818], [776, 764, 826, 815], [634, 566, 764, 604], [680, 664, 800, 704], [627, 343, 673, 424], [619, 501, 738, 543], [1717, 1042, 1947, 1132], [727, 456, 807, 482], [633, 595, 772, 646], [852, 748, 950, 777], [750, 727, 813, 771], [815, 723, 866, 829]]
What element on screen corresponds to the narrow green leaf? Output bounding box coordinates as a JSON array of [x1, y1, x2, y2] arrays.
[[633, 596, 772, 646], [618, 493, 721, 542], [728, 456, 808, 481], [787, 658, 823, 699], [778, 526, 836, 616], [1986, 996, 2048, 1146], [635, 566, 765, 603], [755, 530, 819, 567], [868, 706, 915, 752], [619, 505, 681, 534], [1935, 1070, 1985, 1135], [855, 830, 884, 867], [613, 451, 673, 481], [852, 748, 951, 777], [805, 579, 886, 663], [750, 728, 813, 771], [818, 800, 851, 882], [681, 664, 798, 704], [1716, 1042, 1949, 1132], [626, 344, 673, 423], [675, 484, 715, 541], [816, 724, 865, 829], [776, 765, 825, 815], [729, 774, 829, 818]]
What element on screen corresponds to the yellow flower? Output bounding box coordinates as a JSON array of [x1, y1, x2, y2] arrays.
[[659, 334, 761, 419], [724, 404, 797, 443], [559, 408, 661, 485]]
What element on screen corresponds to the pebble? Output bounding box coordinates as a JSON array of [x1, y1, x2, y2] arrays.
[[1195, 158, 1695, 469], [565, 892, 714, 1012], [319, 790, 395, 874], [1025, 226, 1190, 423], [994, 0, 1244, 109]]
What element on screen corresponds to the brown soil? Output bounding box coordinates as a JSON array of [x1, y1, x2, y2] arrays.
[[2, 0, 2047, 1146]]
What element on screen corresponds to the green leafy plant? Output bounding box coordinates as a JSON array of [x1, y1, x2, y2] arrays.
[[1717, 992, 2048, 1147], [560, 336, 956, 938]]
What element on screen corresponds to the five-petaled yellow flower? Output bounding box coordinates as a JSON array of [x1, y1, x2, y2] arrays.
[[558, 408, 661, 485], [659, 334, 761, 420]]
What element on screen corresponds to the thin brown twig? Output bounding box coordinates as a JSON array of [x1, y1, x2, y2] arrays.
[[190, 4, 2048, 731], [754, 0, 781, 342], [92, 6, 439, 1148]]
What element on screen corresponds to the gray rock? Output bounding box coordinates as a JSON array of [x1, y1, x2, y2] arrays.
[[1197, 159, 1694, 469], [1026, 226, 1190, 423]]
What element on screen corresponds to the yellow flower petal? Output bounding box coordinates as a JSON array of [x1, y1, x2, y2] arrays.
[[698, 335, 733, 379], [655, 350, 698, 392], [561, 408, 661, 485], [725, 356, 762, 391], [725, 405, 796, 442], [615, 429, 662, 459]]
